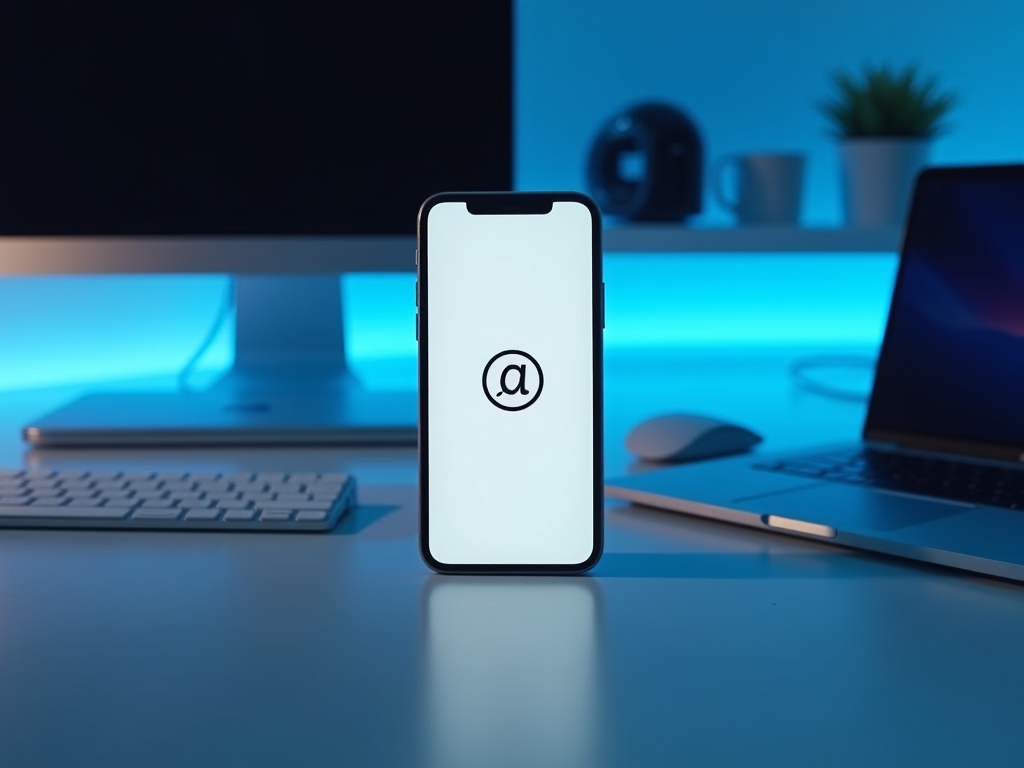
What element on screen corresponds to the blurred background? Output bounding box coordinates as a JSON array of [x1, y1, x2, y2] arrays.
[[1, 0, 1021, 393]]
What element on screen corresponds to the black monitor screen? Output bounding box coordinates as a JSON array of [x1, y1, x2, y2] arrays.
[[0, 0, 512, 235], [865, 167, 1024, 453]]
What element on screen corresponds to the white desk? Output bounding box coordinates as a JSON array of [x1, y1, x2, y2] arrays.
[[1, 349, 1021, 768]]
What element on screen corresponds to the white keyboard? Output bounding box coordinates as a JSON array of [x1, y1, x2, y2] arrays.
[[0, 469, 356, 532]]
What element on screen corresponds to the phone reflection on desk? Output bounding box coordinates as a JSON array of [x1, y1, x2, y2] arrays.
[[422, 576, 602, 768]]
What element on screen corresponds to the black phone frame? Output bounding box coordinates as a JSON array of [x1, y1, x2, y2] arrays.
[[416, 191, 604, 574]]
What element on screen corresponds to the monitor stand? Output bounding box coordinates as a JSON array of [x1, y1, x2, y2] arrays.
[[22, 275, 418, 447]]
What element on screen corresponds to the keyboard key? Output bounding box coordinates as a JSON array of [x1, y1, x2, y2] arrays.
[[25, 481, 59, 491], [222, 509, 257, 521], [140, 499, 176, 508], [131, 508, 182, 520], [259, 511, 294, 522], [259, 499, 331, 511], [217, 499, 250, 509], [256, 506, 295, 517], [308, 483, 343, 494], [197, 487, 233, 499], [242, 492, 274, 502], [170, 493, 204, 504], [134, 491, 168, 500], [0, 496, 30, 505], [296, 510, 328, 522], [0, 505, 133, 519], [274, 493, 312, 503], [31, 496, 67, 506], [233, 482, 267, 494], [162, 481, 197, 492], [174, 498, 214, 509], [94, 480, 128, 490], [183, 508, 221, 521], [207, 492, 241, 502], [60, 481, 95, 491]]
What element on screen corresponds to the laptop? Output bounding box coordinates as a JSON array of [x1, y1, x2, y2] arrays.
[[606, 165, 1024, 582]]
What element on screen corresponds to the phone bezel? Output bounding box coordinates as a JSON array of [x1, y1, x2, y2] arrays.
[[416, 191, 604, 574]]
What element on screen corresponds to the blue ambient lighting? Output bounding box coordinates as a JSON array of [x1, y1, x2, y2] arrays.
[[0, 255, 898, 392], [0, 276, 234, 392], [346, 252, 898, 355]]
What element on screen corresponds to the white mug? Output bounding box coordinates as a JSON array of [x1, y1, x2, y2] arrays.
[[713, 153, 806, 225]]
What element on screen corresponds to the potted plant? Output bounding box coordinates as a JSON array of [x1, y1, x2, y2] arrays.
[[819, 63, 956, 227]]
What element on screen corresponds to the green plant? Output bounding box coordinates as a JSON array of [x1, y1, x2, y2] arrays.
[[819, 63, 956, 138]]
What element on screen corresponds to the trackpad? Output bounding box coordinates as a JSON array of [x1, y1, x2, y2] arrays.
[[738, 483, 969, 532]]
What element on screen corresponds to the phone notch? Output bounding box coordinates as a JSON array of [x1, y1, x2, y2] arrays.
[[466, 194, 553, 215]]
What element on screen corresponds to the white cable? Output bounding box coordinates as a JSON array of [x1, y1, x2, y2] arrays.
[[790, 354, 876, 402], [178, 280, 236, 392]]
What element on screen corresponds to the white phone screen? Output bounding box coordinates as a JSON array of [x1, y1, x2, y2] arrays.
[[424, 200, 597, 566]]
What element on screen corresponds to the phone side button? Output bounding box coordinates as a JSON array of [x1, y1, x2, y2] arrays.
[[415, 280, 419, 307], [415, 313, 419, 341], [602, 282, 606, 328]]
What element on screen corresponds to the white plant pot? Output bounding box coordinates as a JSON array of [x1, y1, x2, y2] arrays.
[[840, 138, 930, 227]]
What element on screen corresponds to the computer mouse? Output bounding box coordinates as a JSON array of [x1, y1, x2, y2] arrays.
[[625, 413, 763, 463]]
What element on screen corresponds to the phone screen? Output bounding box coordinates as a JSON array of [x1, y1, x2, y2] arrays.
[[420, 197, 600, 568]]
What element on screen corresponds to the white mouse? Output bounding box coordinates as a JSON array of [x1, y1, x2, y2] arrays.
[[625, 413, 763, 463]]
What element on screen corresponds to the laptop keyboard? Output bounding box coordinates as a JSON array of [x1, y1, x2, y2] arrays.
[[0, 469, 356, 531], [755, 449, 1024, 511]]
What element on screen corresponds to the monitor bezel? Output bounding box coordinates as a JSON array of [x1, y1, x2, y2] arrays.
[[0, 236, 415, 275]]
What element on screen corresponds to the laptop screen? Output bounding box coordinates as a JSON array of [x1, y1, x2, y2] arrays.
[[865, 166, 1024, 459]]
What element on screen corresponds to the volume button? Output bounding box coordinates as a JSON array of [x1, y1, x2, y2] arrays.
[[602, 282, 606, 328], [415, 313, 419, 341], [415, 280, 419, 307]]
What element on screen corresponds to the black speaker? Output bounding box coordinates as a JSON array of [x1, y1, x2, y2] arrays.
[[587, 102, 703, 222]]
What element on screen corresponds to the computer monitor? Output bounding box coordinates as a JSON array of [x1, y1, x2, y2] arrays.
[[0, 0, 512, 446]]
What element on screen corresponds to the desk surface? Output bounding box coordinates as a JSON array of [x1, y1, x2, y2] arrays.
[[1, 350, 1021, 768]]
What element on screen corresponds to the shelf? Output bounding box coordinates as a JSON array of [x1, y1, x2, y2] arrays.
[[603, 225, 901, 253]]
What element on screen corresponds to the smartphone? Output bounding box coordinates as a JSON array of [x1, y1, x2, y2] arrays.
[[417, 192, 603, 574]]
